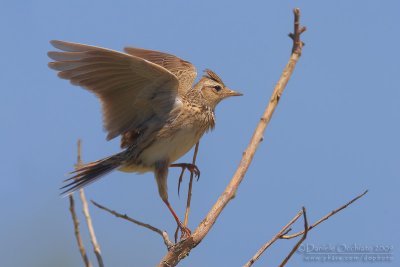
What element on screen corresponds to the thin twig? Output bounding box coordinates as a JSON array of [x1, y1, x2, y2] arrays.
[[80, 189, 104, 267], [91, 200, 174, 250], [243, 210, 303, 267], [183, 142, 200, 227], [157, 8, 307, 267], [281, 190, 368, 239], [69, 194, 92, 267], [244, 190, 368, 266], [279, 207, 308, 266], [68, 140, 92, 267], [76, 140, 105, 267]]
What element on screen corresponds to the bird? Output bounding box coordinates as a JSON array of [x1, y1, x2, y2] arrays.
[[48, 40, 242, 236]]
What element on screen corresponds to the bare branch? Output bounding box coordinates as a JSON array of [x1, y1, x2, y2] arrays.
[[157, 8, 306, 267], [244, 190, 367, 266], [69, 194, 92, 267], [243, 210, 303, 267], [75, 140, 105, 267], [281, 190, 368, 239], [68, 140, 92, 267], [91, 200, 174, 250], [80, 189, 104, 267], [279, 207, 308, 266]]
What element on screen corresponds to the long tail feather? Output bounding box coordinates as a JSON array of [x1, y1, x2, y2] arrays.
[[61, 152, 126, 195]]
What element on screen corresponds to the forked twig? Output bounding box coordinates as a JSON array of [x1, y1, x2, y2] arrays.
[[279, 207, 308, 266], [281, 190, 368, 239], [243, 210, 303, 267], [244, 190, 368, 266], [91, 200, 174, 250]]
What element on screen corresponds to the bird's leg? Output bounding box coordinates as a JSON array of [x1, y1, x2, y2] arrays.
[[170, 163, 201, 196], [163, 199, 191, 238], [155, 160, 191, 239]]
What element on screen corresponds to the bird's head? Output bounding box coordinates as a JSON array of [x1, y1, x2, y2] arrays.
[[194, 69, 242, 109]]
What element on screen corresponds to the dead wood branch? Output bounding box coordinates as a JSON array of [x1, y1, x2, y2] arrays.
[[157, 8, 307, 267]]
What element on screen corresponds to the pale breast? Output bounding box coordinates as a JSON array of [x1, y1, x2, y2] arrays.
[[119, 100, 214, 173], [139, 127, 202, 166]]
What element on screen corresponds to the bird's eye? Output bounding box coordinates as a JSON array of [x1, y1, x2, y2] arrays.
[[214, 85, 222, 92]]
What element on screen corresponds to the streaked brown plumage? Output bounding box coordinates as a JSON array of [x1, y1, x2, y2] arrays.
[[48, 40, 242, 236]]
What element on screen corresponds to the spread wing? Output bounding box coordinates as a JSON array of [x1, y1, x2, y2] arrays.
[[48, 40, 180, 140], [124, 47, 197, 94]]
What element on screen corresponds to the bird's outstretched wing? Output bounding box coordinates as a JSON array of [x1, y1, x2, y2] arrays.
[[48, 40, 180, 140], [124, 47, 197, 94]]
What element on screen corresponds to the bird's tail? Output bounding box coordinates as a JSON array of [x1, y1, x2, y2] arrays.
[[61, 151, 127, 195]]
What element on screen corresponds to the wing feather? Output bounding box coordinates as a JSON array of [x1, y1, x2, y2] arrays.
[[48, 40, 180, 140], [123, 47, 197, 94]]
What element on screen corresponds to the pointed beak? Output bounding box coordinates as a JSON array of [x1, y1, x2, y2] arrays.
[[226, 88, 243, 97]]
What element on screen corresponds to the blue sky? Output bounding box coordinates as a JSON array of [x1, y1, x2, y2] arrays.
[[1, 1, 399, 266]]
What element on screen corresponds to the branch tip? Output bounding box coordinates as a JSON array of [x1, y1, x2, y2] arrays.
[[289, 8, 306, 54]]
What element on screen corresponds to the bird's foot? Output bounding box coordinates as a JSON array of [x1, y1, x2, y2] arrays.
[[174, 222, 191, 242], [180, 223, 191, 238], [170, 163, 201, 196], [170, 163, 200, 178]]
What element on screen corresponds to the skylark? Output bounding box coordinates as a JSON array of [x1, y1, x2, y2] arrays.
[[48, 40, 242, 235]]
